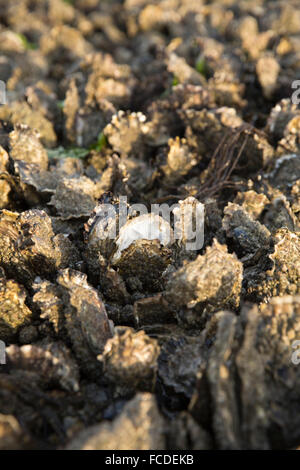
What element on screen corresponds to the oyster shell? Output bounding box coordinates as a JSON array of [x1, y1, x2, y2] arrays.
[[246, 228, 300, 301], [234, 190, 269, 220], [0, 145, 10, 173], [268, 154, 300, 190], [0, 101, 57, 148], [9, 124, 48, 170], [2, 0, 300, 451], [104, 110, 150, 159], [113, 239, 173, 292], [112, 213, 173, 263], [66, 393, 165, 450], [167, 53, 205, 86], [157, 333, 205, 411], [40, 25, 92, 62], [33, 269, 113, 378], [165, 239, 243, 321], [166, 412, 212, 450], [256, 54, 280, 100], [0, 209, 79, 284], [84, 52, 134, 108], [0, 415, 30, 450], [49, 177, 97, 219], [183, 107, 274, 171], [98, 326, 160, 392], [57, 269, 113, 368], [63, 77, 116, 148], [222, 202, 271, 263], [190, 295, 300, 449], [0, 268, 32, 342], [161, 137, 198, 184], [6, 341, 80, 392]]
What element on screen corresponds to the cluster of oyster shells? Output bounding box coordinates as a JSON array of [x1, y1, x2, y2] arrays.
[[0, 0, 300, 451]]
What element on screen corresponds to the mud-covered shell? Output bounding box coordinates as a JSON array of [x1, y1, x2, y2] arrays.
[[234, 190, 269, 220], [157, 334, 206, 411], [161, 137, 198, 184], [49, 176, 97, 219], [57, 268, 113, 356], [104, 110, 150, 158], [222, 202, 271, 262], [5, 341, 80, 392], [0, 415, 30, 450], [268, 154, 300, 190], [0, 268, 32, 342], [166, 412, 212, 450], [133, 293, 176, 327], [113, 239, 173, 292], [165, 239, 243, 314], [9, 124, 48, 170], [246, 228, 300, 301], [66, 393, 165, 450], [0, 101, 57, 148], [262, 195, 299, 232], [98, 326, 160, 392], [0, 209, 79, 284], [190, 295, 300, 449]]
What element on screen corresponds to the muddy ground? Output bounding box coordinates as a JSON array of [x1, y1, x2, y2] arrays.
[[0, 0, 300, 450]]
